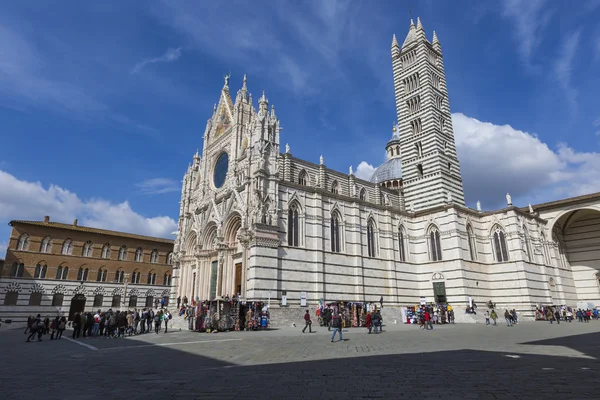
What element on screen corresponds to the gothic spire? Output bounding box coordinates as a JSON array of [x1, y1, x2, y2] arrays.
[[402, 19, 417, 49], [242, 74, 247, 90]]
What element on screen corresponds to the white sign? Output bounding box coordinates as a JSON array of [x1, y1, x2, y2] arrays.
[[281, 295, 287, 306], [420, 297, 426, 305], [300, 291, 307, 307]]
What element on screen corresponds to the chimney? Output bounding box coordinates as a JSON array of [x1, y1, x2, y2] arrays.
[[73, 219, 78, 226], [44, 216, 50, 223]]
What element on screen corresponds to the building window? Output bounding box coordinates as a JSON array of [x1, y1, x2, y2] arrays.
[[147, 271, 156, 285], [523, 226, 532, 262], [132, 270, 141, 284], [150, 249, 159, 263], [287, 203, 299, 247], [166, 252, 173, 265], [56, 266, 69, 280], [145, 296, 154, 308], [118, 245, 127, 261], [4, 291, 18, 306], [493, 227, 509, 262], [128, 295, 138, 308], [77, 267, 89, 281], [16, 233, 30, 251], [96, 268, 107, 282], [331, 181, 339, 195], [40, 236, 52, 253], [61, 239, 73, 255], [164, 273, 172, 286], [29, 292, 42, 306], [467, 225, 477, 261], [101, 244, 111, 259], [135, 247, 143, 262], [429, 228, 442, 261], [399, 225, 407, 262], [34, 264, 47, 279], [10, 262, 25, 278], [415, 141, 423, 157], [298, 170, 308, 186], [416, 164, 423, 178], [359, 188, 367, 201], [115, 269, 125, 283], [51, 293, 64, 307], [93, 294, 103, 308], [367, 219, 376, 258], [111, 295, 121, 308], [82, 241, 93, 257], [331, 213, 341, 253]]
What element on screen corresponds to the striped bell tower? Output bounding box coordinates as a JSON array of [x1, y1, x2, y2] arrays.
[[391, 18, 465, 211]]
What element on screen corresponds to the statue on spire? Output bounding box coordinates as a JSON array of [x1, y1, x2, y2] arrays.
[[224, 72, 231, 87]]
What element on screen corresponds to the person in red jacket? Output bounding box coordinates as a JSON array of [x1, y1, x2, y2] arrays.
[[366, 312, 372, 334], [302, 310, 312, 333], [424, 310, 433, 330]]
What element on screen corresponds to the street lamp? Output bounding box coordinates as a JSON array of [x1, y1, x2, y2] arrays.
[[123, 273, 130, 309]]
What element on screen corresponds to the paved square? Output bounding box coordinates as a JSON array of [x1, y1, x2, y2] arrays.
[[1, 321, 599, 399]]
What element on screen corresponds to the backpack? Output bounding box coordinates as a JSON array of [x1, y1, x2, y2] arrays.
[[154, 315, 160, 323], [168, 313, 172, 320]]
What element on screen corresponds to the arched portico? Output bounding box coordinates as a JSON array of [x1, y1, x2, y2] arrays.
[[551, 208, 600, 306]]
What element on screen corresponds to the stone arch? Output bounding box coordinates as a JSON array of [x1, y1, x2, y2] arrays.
[[431, 272, 445, 281], [489, 222, 507, 237], [29, 283, 46, 294], [183, 230, 198, 253], [330, 202, 344, 223], [224, 212, 242, 244], [548, 206, 600, 235], [201, 222, 218, 250]]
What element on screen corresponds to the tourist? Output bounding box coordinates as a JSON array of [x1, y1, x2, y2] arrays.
[[154, 310, 162, 334], [118, 311, 128, 337], [366, 312, 372, 334], [301, 310, 312, 333], [147, 308, 154, 333], [505, 310, 513, 327], [72, 312, 82, 338], [177, 296, 181, 309], [43, 316, 50, 335], [490, 309, 498, 325], [485, 311, 490, 325], [50, 316, 60, 339], [26, 314, 42, 342], [24, 315, 33, 334], [56, 317, 66, 340], [512, 309, 519, 324], [554, 309, 561, 324], [93, 311, 101, 336], [424, 310, 433, 330], [164, 310, 171, 333], [126, 311, 134, 335], [330, 312, 342, 342], [380, 296, 384, 309]]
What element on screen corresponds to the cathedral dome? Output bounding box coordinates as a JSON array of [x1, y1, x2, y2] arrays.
[[370, 157, 403, 183]]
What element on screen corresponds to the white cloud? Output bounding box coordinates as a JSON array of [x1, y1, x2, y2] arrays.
[[355, 161, 376, 181], [554, 30, 581, 113], [502, 0, 553, 67], [135, 178, 180, 195], [130, 47, 182, 74], [356, 113, 600, 209], [0, 169, 177, 239], [594, 118, 600, 136]]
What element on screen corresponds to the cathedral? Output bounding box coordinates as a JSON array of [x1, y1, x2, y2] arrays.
[[171, 18, 600, 321]]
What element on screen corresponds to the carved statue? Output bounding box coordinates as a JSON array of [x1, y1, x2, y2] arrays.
[[349, 165, 353, 175], [320, 155, 324, 165], [529, 203, 534, 213], [224, 73, 230, 87], [447, 191, 453, 203], [506, 193, 512, 206], [285, 143, 290, 153], [476, 201, 482, 212]]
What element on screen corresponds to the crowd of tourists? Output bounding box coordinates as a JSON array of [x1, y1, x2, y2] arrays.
[[535, 306, 598, 323], [23, 307, 172, 343]]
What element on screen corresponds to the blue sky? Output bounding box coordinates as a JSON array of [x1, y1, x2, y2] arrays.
[[1, 0, 600, 254]]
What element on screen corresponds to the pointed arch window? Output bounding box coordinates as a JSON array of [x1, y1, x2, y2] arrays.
[[523, 226, 532, 262], [115, 268, 125, 283], [132, 269, 141, 284], [77, 267, 89, 281], [398, 225, 407, 262], [56, 266, 69, 280], [367, 219, 377, 258], [467, 225, 477, 261], [135, 247, 143, 262], [429, 228, 442, 261], [331, 181, 339, 195], [96, 268, 107, 282], [298, 170, 308, 186], [330, 213, 341, 253], [16, 233, 30, 251], [34, 263, 47, 279], [10, 262, 24, 278], [167, 252, 173, 265], [164, 273, 172, 286], [492, 227, 509, 262], [147, 271, 156, 285], [101, 244, 111, 259], [61, 239, 73, 255], [40, 236, 52, 253], [359, 188, 367, 201], [287, 203, 299, 247], [118, 245, 127, 261], [82, 241, 93, 257], [150, 249, 159, 263]]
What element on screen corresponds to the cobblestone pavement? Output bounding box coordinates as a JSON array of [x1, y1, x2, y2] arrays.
[[2, 321, 600, 399]]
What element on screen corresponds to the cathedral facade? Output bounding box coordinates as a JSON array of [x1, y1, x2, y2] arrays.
[[171, 19, 600, 320]]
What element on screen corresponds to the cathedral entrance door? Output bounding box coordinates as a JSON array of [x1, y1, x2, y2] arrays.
[[235, 263, 242, 296], [68, 294, 86, 320], [210, 261, 218, 300], [433, 282, 447, 304]]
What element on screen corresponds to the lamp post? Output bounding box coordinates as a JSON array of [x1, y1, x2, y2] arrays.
[[123, 273, 130, 309]]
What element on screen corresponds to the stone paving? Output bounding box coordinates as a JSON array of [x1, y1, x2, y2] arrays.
[[1, 320, 600, 399]]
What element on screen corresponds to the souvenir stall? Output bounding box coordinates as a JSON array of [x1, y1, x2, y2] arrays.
[[243, 302, 269, 331], [324, 301, 367, 328], [403, 306, 418, 324]]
